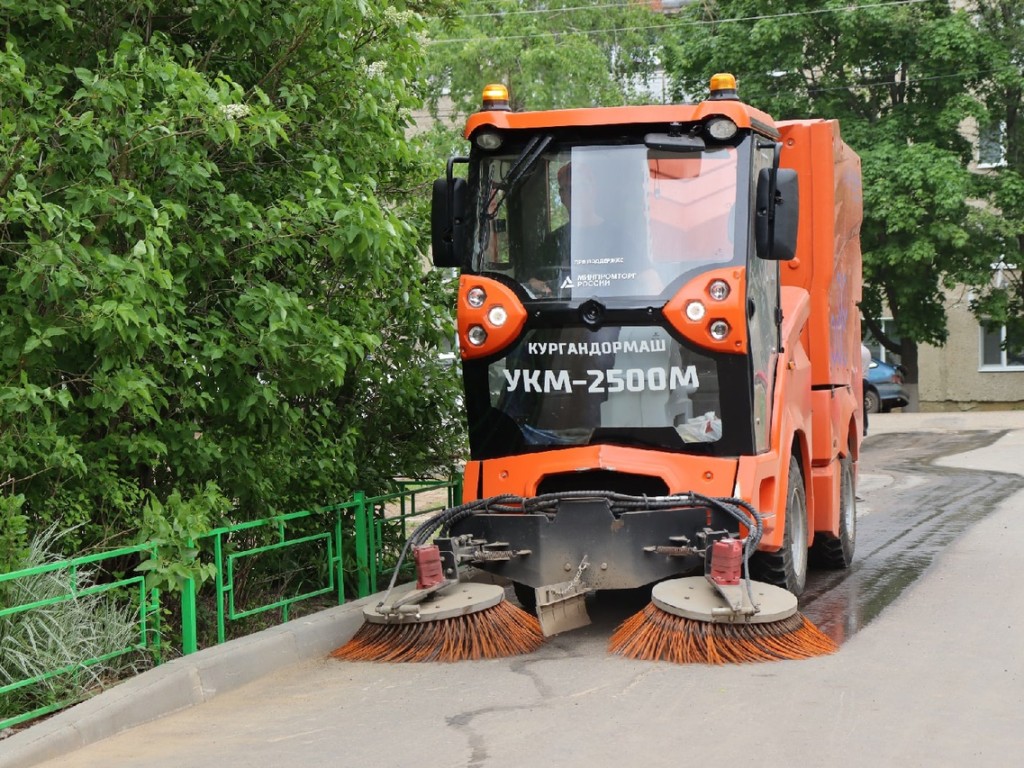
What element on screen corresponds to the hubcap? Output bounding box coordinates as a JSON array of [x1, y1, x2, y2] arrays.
[[791, 487, 808, 584], [843, 464, 856, 546]]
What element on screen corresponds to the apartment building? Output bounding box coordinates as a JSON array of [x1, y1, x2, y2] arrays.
[[911, 108, 1024, 411]]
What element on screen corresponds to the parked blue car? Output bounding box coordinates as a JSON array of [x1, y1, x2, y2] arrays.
[[865, 358, 909, 414]]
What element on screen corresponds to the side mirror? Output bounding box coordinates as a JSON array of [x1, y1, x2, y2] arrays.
[[431, 170, 469, 269], [755, 167, 799, 261], [772, 169, 799, 261]]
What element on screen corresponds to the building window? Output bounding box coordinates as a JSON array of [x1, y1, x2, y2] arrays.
[[980, 323, 1024, 370], [863, 318, 899, 365], [978, 122, 1006, 169]]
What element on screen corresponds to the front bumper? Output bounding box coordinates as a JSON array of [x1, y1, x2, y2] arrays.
[[448, 496, 736, 590]]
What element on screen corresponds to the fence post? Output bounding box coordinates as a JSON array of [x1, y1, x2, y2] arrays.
[[452, 474, 463, 507], [334, 509, 345, 605], [181, 574, 198, 655], [354, 491, 370, 598]]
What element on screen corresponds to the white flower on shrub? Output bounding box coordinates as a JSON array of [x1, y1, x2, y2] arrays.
[[383, 7, 417, 26], [218, 103, 251, 120]]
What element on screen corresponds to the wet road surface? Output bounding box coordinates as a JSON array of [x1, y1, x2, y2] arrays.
[[801, 429, 1024, 644]]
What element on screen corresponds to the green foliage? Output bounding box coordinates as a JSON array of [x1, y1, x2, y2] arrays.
[[0, 527, 145, 725], [424, 0, 667, 120], [1, 1, 466, 558], [665, 0, 997, 371], [136, 483, 225, 593], [965, 0, 1024, 355], [0, 495, 28, 572], [860, 141, 993, 346]]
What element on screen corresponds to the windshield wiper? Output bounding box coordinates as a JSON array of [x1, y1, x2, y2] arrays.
[[484, 134, 553, 220]]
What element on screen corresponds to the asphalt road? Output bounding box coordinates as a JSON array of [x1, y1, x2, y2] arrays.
[[5, 412, 1024, 768]]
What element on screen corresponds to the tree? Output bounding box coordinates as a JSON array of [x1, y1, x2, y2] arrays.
[[663, 0, 997, 384], [0, 0, 464, 566], [967, 0, 1024, 357], [423, 0, 669, 120]]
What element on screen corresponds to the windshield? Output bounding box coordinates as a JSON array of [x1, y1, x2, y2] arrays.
[[472, 141, 745, 302]]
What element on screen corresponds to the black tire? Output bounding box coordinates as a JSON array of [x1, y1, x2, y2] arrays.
[[512, 581, 537, 612], [750, 455, 808, 596], [864, 387, 881, 415], [811, 454, 856, 569]]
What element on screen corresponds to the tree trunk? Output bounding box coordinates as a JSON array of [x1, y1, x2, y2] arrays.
[[899, 337, 920, 412]]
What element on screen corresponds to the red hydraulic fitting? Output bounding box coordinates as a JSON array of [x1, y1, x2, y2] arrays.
[[709, 539, 743, 585], [414, 545, 445, 589]]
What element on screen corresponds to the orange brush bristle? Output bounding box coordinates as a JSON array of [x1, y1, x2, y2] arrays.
[[608, 602, 837, 664], [332, 599, 544, 663]]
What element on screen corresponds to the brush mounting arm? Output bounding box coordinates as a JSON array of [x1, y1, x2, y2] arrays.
[[436, 535, 532, 578]]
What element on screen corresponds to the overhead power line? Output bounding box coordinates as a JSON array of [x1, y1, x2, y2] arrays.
[[462, 1, 635, 18], [769, 66, 1014, 94], [428, 0, 930, 45]]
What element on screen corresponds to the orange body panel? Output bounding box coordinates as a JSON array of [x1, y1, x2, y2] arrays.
[[739, 286, 813, 551], [770, 120, 863, 546], [465, 101, 779, 140], [457, 275, 528, 361], [663, 267, 748, 355], [463, 444, 740, 501], [778, 120, 862, 387], [811, 462, 840, 539]]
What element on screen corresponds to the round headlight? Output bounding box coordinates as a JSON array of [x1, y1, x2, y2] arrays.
[[475, 132, 503, 150], [685, 301, 706, 322], [705, 117, 738, 141], [709, 320, 730, 340], [708, 279, 730, 301], [487, 306, 508, 327], [467, 287, 486, 308], [467, 325, 488, 346]]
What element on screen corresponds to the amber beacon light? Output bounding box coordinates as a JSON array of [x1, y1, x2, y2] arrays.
[[481, 83, 511, 111], [708, 72, 739, 101]]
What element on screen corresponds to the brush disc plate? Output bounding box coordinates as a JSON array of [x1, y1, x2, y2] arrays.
[[651, 577, 798, 624], [363, 582, 506, 624]]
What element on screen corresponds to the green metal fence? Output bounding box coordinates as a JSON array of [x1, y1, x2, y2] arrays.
[[180, 478, 461, 653], [0, 544, 162, 730], [0, 478, 461, 731]]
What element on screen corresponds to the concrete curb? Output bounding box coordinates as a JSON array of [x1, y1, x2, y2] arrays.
[[866, 409, 1024, 435], [0, 596, 370, 768]]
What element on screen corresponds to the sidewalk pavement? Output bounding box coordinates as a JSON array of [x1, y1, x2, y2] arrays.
[[2, 409, 1023, 768], [0, 589, 374, 768], [866, 409, 1024, 438]]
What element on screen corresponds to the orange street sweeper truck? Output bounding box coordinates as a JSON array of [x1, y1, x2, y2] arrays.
[[339, 74, 864, 661]]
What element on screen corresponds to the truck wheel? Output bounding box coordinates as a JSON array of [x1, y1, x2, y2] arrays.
[[864, 388, 881, 414], [811, 454, 856, 569], [750, 456, 808, 596]]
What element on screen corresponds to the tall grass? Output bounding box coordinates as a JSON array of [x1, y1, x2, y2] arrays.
[[0, 529, 148, 729]]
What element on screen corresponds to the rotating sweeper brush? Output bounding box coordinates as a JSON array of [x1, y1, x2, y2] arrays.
[[334, 490, 835, 665], [609, 497, 837, 664], [332, 497, 544, 663]]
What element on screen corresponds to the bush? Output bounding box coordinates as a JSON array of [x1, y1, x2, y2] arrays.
[[0, 1, 465, 558]]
